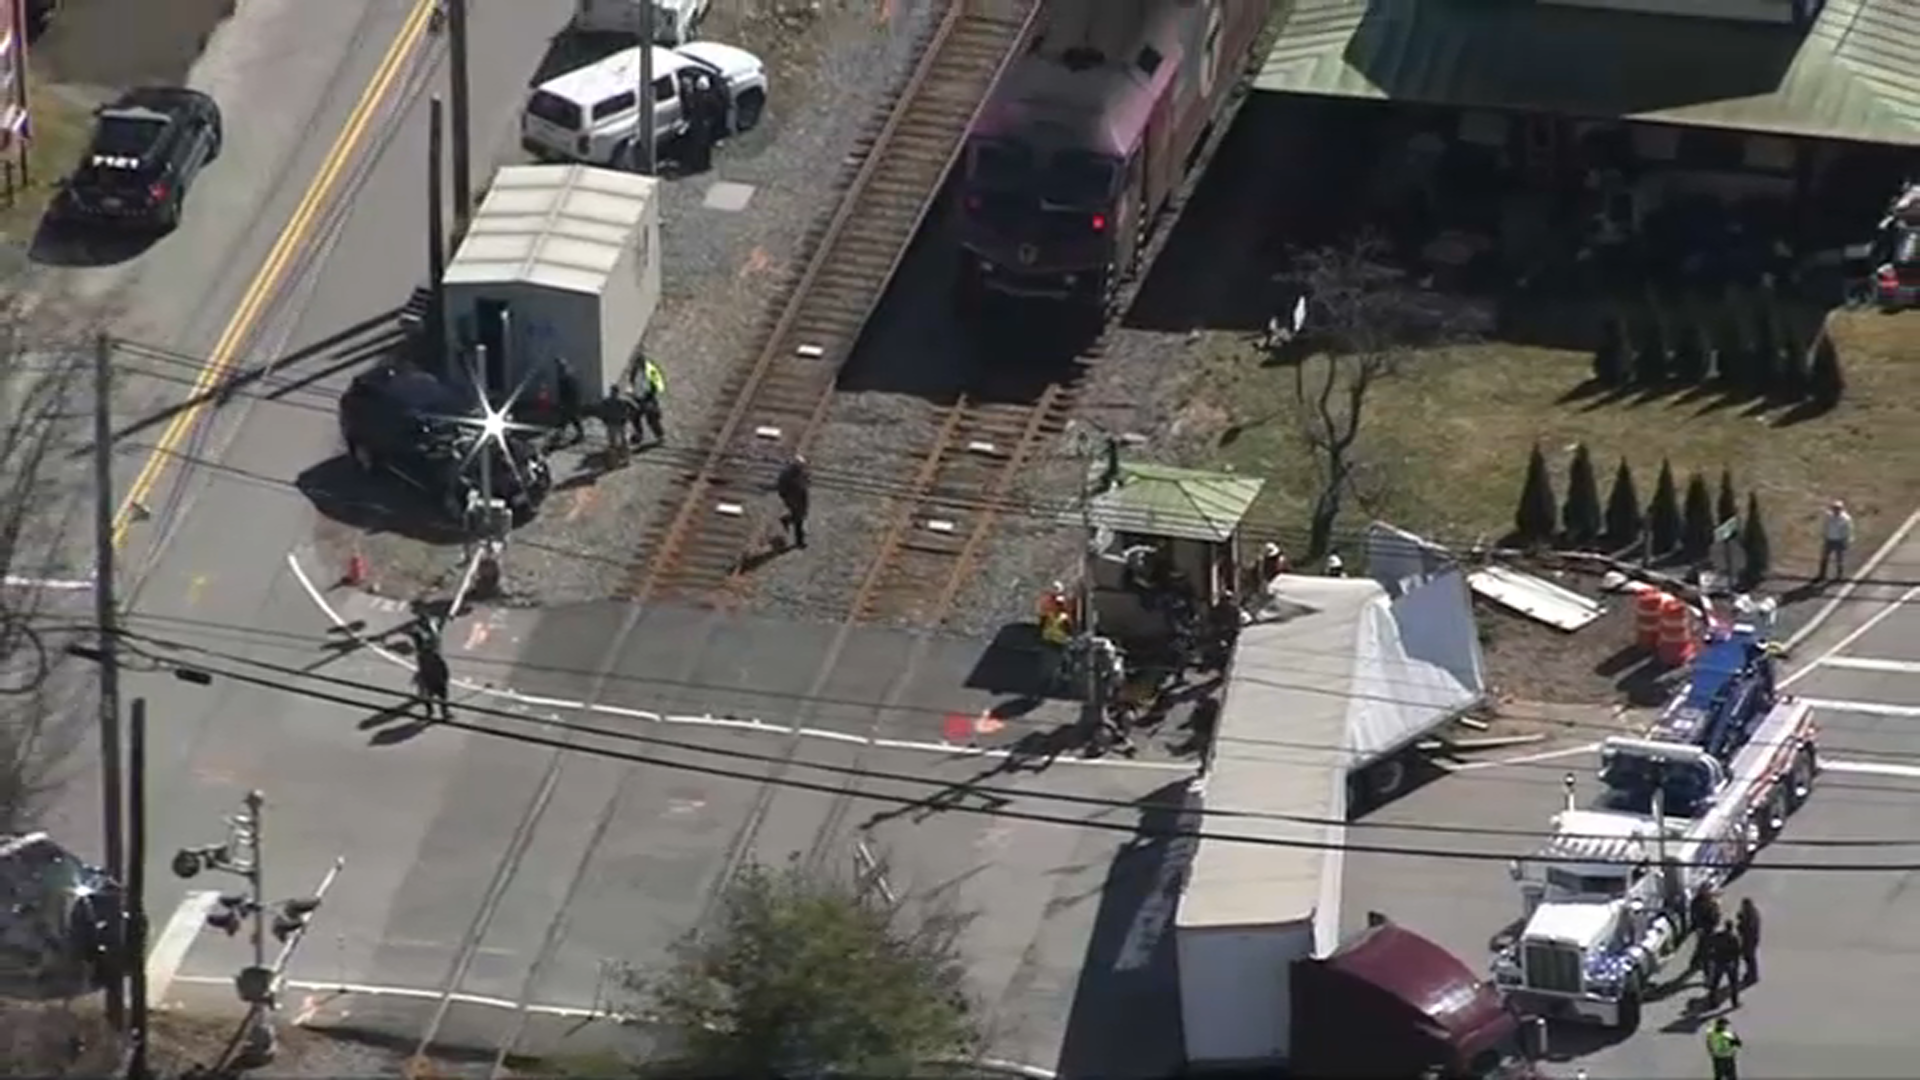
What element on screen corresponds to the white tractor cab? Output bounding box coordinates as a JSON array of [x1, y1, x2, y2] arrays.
[[1509, 809, 1672, 918], [521, 42, 767, 169], [572, 0, 710, 46]]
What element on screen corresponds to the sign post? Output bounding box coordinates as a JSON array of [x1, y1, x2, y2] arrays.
[[0, 0, 32, 193]]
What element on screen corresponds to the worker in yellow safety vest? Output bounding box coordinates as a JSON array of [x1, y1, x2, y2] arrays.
[[1037, 607, 1073, 693], [1037, 581, 1071, 623], [1704, 1017, 1742, 1080], [632, 358, 666, 445]]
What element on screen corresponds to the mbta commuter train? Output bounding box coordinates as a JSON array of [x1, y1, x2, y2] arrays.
[[954, 0, 1271, 311]]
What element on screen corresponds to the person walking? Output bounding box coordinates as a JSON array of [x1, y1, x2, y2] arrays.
[[1818, 499, 1853, 580], [633, 357, 666, 446], [1734, 897, 1762, 985], [550, 357, 585, 447], [1704, 1017, 1742, 1080], [776, 453, 811, 549], [414, 633, 452, 722], [1687, 883, 1721, 977]]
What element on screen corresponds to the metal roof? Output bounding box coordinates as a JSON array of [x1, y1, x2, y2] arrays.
[[1177, 577, 1379, 932], [443, 164, 658, 297], [1078, 461, 1266, 543], [1254, 0, 1920, 146]]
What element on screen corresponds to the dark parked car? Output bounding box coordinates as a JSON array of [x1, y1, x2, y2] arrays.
[[49, 87, 222, 233], [338, 364, 552, 526]]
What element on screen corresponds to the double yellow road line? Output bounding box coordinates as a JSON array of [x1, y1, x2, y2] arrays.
[[111, 0, 438, 550]]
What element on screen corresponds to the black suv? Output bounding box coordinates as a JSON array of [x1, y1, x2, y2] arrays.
[[339, 365, 553, 526], [50, 87, 222, 232]]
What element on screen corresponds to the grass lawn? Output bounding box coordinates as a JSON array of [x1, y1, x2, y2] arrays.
[[1184, 310, 1920, 583], [0, 71, 96, 243]]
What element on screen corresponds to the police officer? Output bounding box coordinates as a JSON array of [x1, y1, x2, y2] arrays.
[[550, 357, 585, 447], [1734, 897, 1761, 985], [681, 71, 718, 173], [1706, 923, 1742, 1008], [412, 624, 452, 722], [1704, 1017, 1742, 1080], [598, 389, 635, 466], [634, 357, 666, 445], [776, 453, 811, 549]]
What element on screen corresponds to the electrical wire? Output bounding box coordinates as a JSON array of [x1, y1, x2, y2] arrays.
[[90, 608, 1920, 765], [142, 646, 1920, 872], [113, 626, 1920, 851], [102, 333, 1920, 588]]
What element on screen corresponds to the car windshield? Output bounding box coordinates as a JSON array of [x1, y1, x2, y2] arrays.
[[526, 90, 584, 132], [92, 115, 167, 158]]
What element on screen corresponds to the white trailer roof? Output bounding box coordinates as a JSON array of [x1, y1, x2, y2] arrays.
[[443, 164, 656, 297], [1176, 578, 1369, 932], [1176, 573, 1486, 932]]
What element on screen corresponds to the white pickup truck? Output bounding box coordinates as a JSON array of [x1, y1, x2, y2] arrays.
[[521, 41, 768, 169]]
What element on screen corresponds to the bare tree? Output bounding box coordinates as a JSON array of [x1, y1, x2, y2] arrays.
[[1275, 234, 1481, 561]]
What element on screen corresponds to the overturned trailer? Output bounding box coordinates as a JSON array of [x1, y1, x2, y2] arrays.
[[1176, 570, 1507, 1072]]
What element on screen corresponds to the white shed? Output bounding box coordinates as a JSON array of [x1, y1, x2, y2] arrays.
[[442, 163, 661, 401]]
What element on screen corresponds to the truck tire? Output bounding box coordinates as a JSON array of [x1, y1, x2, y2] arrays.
[[1788, 745, 1817, 808], [1615, 986, 1642, 1033], [734, 89, 766, 133]]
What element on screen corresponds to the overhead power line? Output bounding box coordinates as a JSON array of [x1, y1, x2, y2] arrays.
[[113, 629, 1920, 856]]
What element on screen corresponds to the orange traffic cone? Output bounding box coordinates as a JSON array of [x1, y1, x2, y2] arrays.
[[342, 548, 368, 588]]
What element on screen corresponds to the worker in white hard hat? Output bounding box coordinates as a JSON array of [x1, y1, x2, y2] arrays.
[[1037, 580, 1071, 624], [1325, 552, 1346, 577]]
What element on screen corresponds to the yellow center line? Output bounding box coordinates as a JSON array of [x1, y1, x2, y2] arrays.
[[111, 0, 436, 550]]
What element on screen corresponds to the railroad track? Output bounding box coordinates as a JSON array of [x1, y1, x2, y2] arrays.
[[849, 387, 1073, 624], [622, 0, 1039, 605]]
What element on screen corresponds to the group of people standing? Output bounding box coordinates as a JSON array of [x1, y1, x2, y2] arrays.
[[548, 356, 666, 466], [1686, 883, 1763, 1009]]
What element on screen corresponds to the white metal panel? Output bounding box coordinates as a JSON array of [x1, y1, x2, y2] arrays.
[[1177, 921, 1315, 1065], [596, 177, 661, 394], [1468, 564, 1605, 631]]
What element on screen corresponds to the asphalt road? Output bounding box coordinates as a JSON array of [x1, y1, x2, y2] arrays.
[[1344, 531, 1920, 1079], [34, 0, 1203, 1071]]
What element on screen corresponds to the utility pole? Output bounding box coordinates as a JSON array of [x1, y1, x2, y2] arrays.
[[90, 330, 126, 1031], [636, 0, 656, 175], [127, 699, 151, 1080], [427, 94, 449, 375], [447, 0, 474, 237]]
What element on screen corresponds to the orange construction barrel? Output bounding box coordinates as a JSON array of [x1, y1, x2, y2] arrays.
[[1634, 589, 1667, 649], [1657, 595, 1697, 666]]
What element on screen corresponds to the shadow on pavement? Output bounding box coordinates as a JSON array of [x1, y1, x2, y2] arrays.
[[28, 220, 159, 268], [1054, 779, 1193, 1080], [295, 455, 467, 546], [80, 308, 410, 457]]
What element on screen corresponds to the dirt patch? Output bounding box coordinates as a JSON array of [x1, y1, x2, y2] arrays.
[[0, 71, 94, 241], [32, 0, 236, 90], [0, 1001, 388, 1077]]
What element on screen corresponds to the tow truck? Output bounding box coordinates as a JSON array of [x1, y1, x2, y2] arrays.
[[1492, 619, 1819, 1030]]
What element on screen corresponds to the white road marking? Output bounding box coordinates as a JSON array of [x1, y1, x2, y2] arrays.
[[1784, 507, 1920, 653], [148, 891, 220, 1003], [1821, 758, 1920, 781], [1811, 657, 1920, 675], [287, 551, 1192, 773], [1449, 742, 1599, 772], [168, 974, 608, 1020], [3, 574, 93, 591], [1800, 697, 1920, 718], [1783, 583, 1920, 687]]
